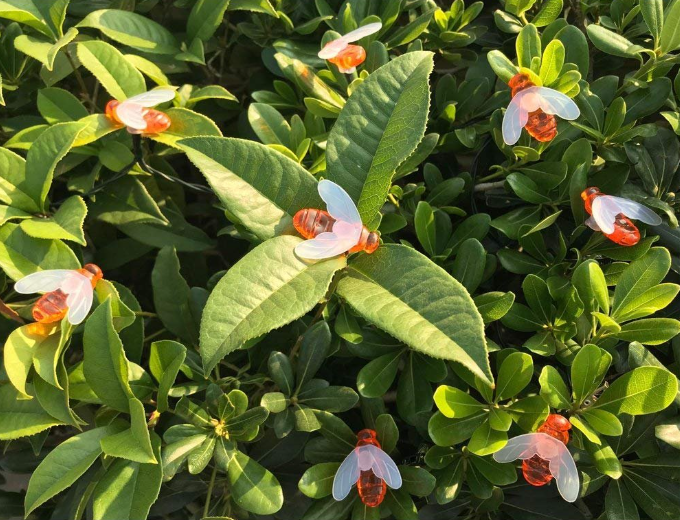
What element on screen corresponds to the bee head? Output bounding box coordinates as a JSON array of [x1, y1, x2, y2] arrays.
[[357, 429, 378, 443], [581, 187, 600, 201], [545, 413, 571, 432]]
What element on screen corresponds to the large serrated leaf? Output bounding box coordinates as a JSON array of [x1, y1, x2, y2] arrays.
[[337, 244, 492, 386], [199, 236, 346, 372], [326, 51, 434, 227]]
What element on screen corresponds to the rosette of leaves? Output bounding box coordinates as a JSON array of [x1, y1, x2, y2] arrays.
[[298, 413, 435, 520], [164, 390, 283, 516], [494, 0, 565, 34], [260, 322, 359, 437], [429, 1, 485, 59]]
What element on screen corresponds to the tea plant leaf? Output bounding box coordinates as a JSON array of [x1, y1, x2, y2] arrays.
[[179, 137, 322, 240], [660, 0, 680, 54], [337, 244, 492, 386], [20, 195, 87, 245], [0, 0, 67, 38], [25, 423, 125, 515], [100, 398, 157, 464], [0, 384, 62, 440], [3, 324, 47, 398], [326, 51, 434, 227], [187, 0, 230, 42], [76, 40, 146, 99], [149, 340, 186, 413], [200, 236, 346, 373], [594, 367, 678, 415]]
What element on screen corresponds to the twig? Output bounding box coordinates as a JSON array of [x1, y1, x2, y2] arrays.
[[64, 48, 96, 111], [0, 298, 24, 324], [474, 180, 506, 192]]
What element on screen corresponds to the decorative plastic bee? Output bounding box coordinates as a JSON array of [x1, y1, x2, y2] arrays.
[[318, 22, 382, 73], [493, 414, 579, 502], [14, 264, 103, 325], [502, 73, 580, 145], [105, 88, 176, 135], [581, 187, 661, 246], [332, 429, 402, 507], [294, 180, 379, 260]]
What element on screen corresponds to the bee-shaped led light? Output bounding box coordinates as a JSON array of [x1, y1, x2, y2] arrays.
[[318, 22, 382, 73], [105, 88, 176, 135]]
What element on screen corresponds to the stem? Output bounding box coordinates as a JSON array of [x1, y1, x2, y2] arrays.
[[474, 180, 505, 192], [135, 311, 158, 318], [65, 49, 95, 111], [144, 328, 167, 343], [290, 300, 329, 360], [477, 170, 506, 183], [204, 465, 218, 518]]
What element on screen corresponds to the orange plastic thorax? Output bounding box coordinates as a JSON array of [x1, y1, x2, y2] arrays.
[[105, 100, 171, 134], [293, 208, 379, 254], [581, 187, 641, 246], [328, 44, 366, 71], [508, 73, 558, 142], [355, 429, 387, 507], [522, 415, 571, 487]]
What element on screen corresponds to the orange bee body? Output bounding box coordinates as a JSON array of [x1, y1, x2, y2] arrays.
[[293, 208, 379, 254], [509, 73, 557, 142], [328, 44, 367, 72], [356, 429, 387, 507], [522, 414, 571, 487], [581, 187, 640, 246], [32, 264, 103, 323], [105, 100, 172, 134]]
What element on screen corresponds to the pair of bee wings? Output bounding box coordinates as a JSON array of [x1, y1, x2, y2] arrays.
[[332, 444, 402, 501], [14, 270, 95, 325], [294, 180, 364, 260], [115, 88, 176, 131], [493, 433, 579, 503], [502, 86, 580, 145], [318, 22, 383, 59], [587, 196, 662, 234]]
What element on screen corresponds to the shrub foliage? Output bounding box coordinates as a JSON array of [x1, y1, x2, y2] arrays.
[[1, 1, 680, 519]]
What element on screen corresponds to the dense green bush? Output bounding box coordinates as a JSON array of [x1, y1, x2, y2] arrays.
[[2, 0, 680, 519]]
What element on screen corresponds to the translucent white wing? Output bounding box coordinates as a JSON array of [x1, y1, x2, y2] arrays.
[[318, 179, 362, 226], [62, 272, 95, 325], [294, 227, 358, 260], [585, 215, 601, 231], [502, 93, 530, 145], [493, 433, 579, 503], [332, 449, 360, 501], [340, 22, 382, 43], [116, 102, 147, 130], [14, 270, 74, 294], [124, 88, 176, 107], [591, 196, 621, 234], [607, 196, 662, 226], [534, 87, 580, 120], [318, 22, 382, 59], [359, 445, 402, 490]]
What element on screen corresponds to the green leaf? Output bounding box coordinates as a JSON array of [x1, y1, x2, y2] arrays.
[[260, 392, 287, 413], [539, 39, 564, 85], [0, 147, 39, 212], [587, 25, 639, 58], [0, 384, 62, 440], [625, 469, 680, 519], [660, 0, 680, 54], [337, 244, 492, 386], [414, 201, 436, 256], [473, 292, 515, 324], [25, 121, 86, 211], [152, 247, 199, 344], [187, 0, 230, 42], [467, 420, 508, 456], [326, 51, 434, 226], [78, 9, 179, 54], [428, 410, 487, 446], [612, 248, 670, 317], [83, 298, 136, 413], [25, 424, 124, 515], [400, 466, 436, 497], [20, 195, 87, 245], [296, 321, 331, 390], [581, 409, 623, 436], [573, 259, 609, 314], [248, 103, 291, 147], [0, 0, 67, 39], [200, 236, 345, 372], [298, 462, 339, 498], [100, 398, 157, 464], [495, 352, 533, 401], [149, 340, 186, 413], [641, 0, 663, 43], [605, 479, 639, 520], [375, 413, 399, 454], [614, 318, 680, 345], [89, 177, 168, 227], [532, 0, 563, 26], [3, 324, 45, 398], [0, 223, 79, 281], [37, 87, 88, 123], [357, 351, 402, 398], [539, 366, 571, 409], [507, 395, 549, 431], [76, 40, 146, 100], [516, 24, 541, 69], [433, 385, 485, 418], [583, 435, 622, 479], [487, 50, 518, 83], [179, 136, 322, 241], [92, 433, 163, 520], [594, 366, 678, 415], [268, 351, 294, 396], [150, 107, 222, 148], [451, 238, 485, 293], [571, 344, 611, 406]]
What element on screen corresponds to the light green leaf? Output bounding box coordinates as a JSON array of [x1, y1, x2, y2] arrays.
[[614, 318, 680, 345], [0, 147, 38, 213], [326, 51, 434, 226], [298, 462, 339, 498], [200, 236, 346, 372], [357, 351, 403, 398], [660, 0, 680, 53], [539, 365, 571, 409], [149, 107, 222, 148], [72, 114, 120, 147], [641, 0, 663, 43], [0, 223, 79, 281], [83, 298, 135, 413], [337, 244, 492, 386], [230, 0, 278, 17], [37, 87, 88, 124], [571, 344, 611, 406], [572, 259, 609, 314], [594, 366, 678, 415], [25, 424, 124, 515], [222, 448, 284, 515], [248, 103, 291, 147], [516, 24, 541, 69], [92, 433, 163, 520], [187, 0, 230, 42], [0, 0, 68, 39], [495, 352, 533, 401], [581, 409, 623, 436], [487, 50, 518, 83], [612, 248, 670, 318], [180, 137, 322, 241], [20, 195, 87, 245], [3, 324, 48, 398], [149, 340, 186, 413], [539, 39, 564, 85], [78, 9, 179, 54], [0, 384, 62, 440], [614, 283, 679, 323], [100, 398, 157, 464], [76, 40, 146, 100], [587, 25, 639, 58], [433, 385, 485, 418]]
